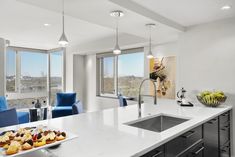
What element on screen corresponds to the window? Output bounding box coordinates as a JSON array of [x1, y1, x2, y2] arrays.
[[50, 51, 63, 105], [5, 47, 64, 109], [20, 52, 47, 93], [118, 52, 144, 97], [98, 48, 144, 98], [101, 57, 115, 95], [6, 50, 16, 93]]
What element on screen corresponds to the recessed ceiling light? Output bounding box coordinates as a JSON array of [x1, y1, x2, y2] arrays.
[[44, 23, 51, 26], [221, 5, 231, 10]]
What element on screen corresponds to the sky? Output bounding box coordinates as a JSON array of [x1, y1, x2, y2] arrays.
[[104, 52, 144, 77], [6, 50, 62, 77]]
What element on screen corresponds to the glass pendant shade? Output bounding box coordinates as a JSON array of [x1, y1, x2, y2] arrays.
[[147, 50, 154, 59], [113, 44, 121, 55], [59, 32, 68, 47]]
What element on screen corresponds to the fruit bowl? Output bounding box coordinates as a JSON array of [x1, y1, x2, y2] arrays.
[[197, 95, 227, 107], [197, 91, 227, 107]]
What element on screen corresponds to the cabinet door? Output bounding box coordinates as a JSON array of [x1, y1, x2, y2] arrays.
[[204, 117, 219, 157]]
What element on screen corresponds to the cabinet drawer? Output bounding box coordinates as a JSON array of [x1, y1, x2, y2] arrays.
[[166, 126, 203, 157], [220, 121, 230, 146], [140, 146, 164, 157], [219, 111, 230, 124], [220, 141, 230, 157], [188, 142, 204, 157]]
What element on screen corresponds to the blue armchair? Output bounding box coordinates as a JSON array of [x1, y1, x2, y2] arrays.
[[72, 101, 83, 115], [0, 108, 19, 127], [52, 93, 82, 118], [0, 96, 29, 124]]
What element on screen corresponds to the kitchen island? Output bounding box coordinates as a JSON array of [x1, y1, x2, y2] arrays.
[[0, 99, 232, 157]]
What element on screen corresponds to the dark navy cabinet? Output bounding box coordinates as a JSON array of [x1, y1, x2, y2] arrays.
[[140, 110, 231, 157]]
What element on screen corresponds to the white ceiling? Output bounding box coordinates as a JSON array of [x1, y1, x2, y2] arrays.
[[133, 0, 235, 26], [0, 0, 234, 52]]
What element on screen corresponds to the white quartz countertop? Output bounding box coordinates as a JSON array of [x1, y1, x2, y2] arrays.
[[1, 99, 232, 157]]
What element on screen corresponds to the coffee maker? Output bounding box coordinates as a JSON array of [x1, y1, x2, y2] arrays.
[[177, 88, 193, 106]]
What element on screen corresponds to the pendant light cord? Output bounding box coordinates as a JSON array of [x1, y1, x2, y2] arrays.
[[149, 25, 152, 52], [115, 16, 119, 46], [62, 0, 65, 33]]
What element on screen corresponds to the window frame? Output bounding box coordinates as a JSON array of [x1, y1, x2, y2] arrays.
[[5, 46, 65, 105], [97, 47, 144, 98]]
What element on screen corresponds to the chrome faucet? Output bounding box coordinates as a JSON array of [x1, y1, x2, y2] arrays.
[[138, 78, 157, 117]]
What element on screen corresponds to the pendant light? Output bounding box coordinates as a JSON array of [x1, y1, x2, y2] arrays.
[[110, 10, 124, 55], [146, 23, 156, 59], [58, 0, 68, 47]]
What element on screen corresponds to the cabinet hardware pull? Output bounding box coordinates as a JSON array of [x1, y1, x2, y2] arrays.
[[181, 131, 195, 138], [222, 113, 229, 117], [192, 146, 204, 155], [221, 125, 230, 131], [221, 149, 227, 153], [152, 151, 163, 157], [207, 118, 217, 124]]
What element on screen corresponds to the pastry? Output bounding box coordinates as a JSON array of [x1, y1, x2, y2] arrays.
[[14, 133, 22, 141], [5, 141, 21, 155], [4, 131, 16, 140], [22, 140, 33, 150], [3, 144, 9, 150], [45, 131, 56, 144], [34, 139, 46, 147], [56, 132, 66, 141], [21, 133, 32, 144], [5, 145, 18, 155], [0, 135, 10, 147]]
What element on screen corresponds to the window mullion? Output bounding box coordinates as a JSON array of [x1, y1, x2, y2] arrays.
[[16, 51, 21, 93]]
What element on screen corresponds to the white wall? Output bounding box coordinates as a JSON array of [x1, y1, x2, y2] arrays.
[[0, 38, 6, 96], [73, 55, 85, 103]]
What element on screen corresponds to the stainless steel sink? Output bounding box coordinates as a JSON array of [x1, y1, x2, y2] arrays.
[[125, 115, 189, 132]]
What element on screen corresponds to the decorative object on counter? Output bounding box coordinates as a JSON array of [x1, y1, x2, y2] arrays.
[[149, 56, 176, 99], [176, 88, 194, 107], [32, 99, 46, 109], [197, 90, 227, 107]]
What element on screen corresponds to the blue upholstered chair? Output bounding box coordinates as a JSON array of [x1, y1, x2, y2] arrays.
[[0, 108, 19, 128], [72, 101, 83, 115], [118, 94, 128, 107], [0, 96, 29, 124], [52, 93, 81, 118]]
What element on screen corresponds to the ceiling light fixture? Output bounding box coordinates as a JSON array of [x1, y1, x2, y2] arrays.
[[221, 5, 231, 10], [44, 23, 51, 26], [110, 10, 124, 55], [146, 23, 156, 59], [58, 0, 68, 47]]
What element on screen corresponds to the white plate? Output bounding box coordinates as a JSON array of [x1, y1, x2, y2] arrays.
[[0, 129, 78, 157]]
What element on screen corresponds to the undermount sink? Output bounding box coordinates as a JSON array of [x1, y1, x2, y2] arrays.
[[125, 115, 189, 132]]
